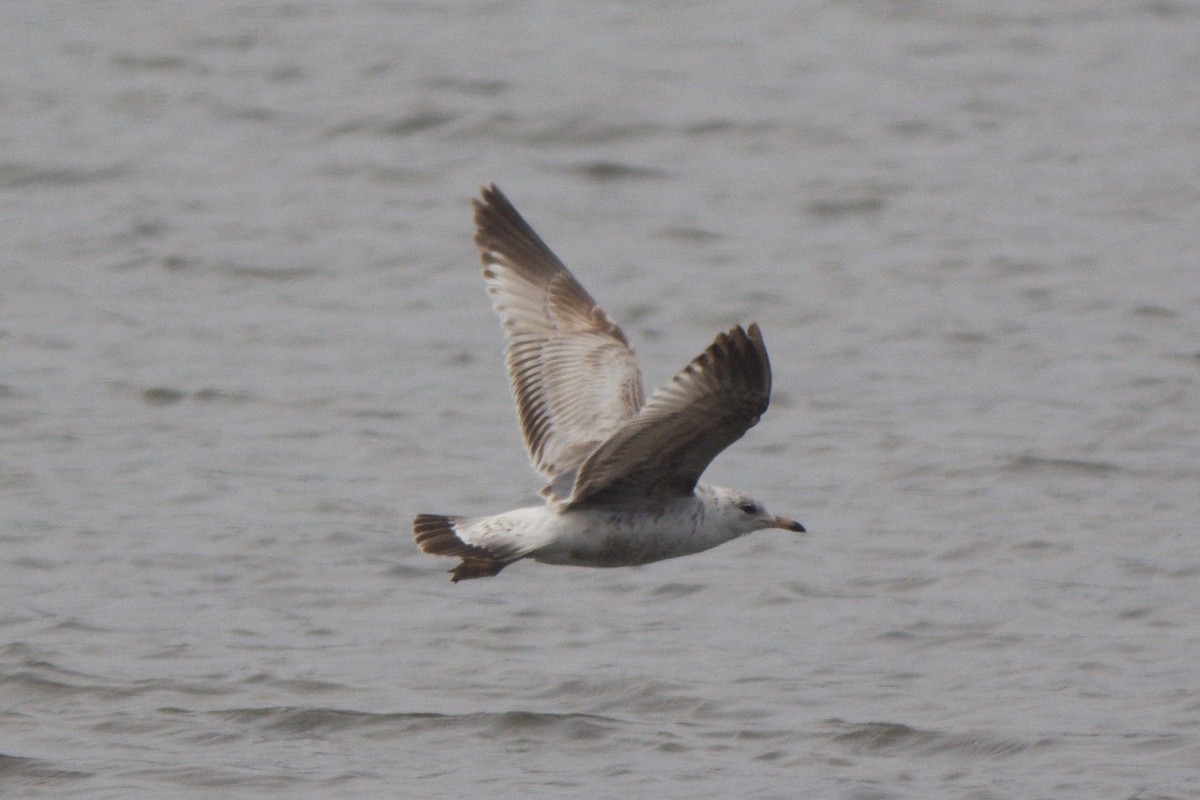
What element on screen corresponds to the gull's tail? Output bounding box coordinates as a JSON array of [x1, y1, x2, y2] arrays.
[[412, 513, 513, 582]]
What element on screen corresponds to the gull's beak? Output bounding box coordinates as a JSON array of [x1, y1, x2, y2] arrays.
[[770, 515, 806, 533]]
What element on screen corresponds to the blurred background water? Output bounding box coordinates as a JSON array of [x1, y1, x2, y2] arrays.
[[2, 2, 1198, 798]]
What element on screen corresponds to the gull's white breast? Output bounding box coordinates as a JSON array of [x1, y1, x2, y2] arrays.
[[530, 490, 735, 567]]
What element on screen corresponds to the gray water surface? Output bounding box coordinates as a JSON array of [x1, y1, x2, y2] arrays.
[[3, 2, 1199, 798]]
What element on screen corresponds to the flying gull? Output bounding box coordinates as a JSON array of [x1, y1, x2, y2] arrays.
[[414, 185, 805, 582]]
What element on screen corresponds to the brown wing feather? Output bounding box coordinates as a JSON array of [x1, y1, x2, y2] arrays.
[[565, 324, 772, 507], [473, 185, 645, 482]]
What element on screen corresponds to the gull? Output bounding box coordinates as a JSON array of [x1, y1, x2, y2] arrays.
[[414, 185, 805, 582]]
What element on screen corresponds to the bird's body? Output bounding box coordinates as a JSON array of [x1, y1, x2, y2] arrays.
[[414, 185, 805, 582]]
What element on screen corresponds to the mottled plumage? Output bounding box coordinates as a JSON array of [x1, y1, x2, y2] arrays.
[[414, 185, 804, 582]]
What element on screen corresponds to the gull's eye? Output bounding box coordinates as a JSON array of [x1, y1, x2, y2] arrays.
[[736, 501, 758, 515]]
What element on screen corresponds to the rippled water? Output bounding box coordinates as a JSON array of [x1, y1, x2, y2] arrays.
[[3, 2, 1199, 798]]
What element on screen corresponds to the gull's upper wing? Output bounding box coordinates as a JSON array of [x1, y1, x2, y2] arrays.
[[565, 324, 772, 508], [473, 184, 645, 482]]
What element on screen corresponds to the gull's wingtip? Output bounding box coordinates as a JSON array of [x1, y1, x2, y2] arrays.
[[724, 322, 764, 346], [477, 182, 505, 205]]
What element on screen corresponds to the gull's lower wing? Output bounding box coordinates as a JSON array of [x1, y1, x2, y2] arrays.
[[565, 323, 772, 507]]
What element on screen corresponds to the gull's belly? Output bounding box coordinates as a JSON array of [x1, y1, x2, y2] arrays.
[[531, 505, 714, 567]]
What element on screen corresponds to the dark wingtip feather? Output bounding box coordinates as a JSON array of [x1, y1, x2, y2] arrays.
[[471, 184, 569, 280], [726, 323, 771, 402]]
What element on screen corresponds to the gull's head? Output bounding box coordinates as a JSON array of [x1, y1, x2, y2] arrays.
[[713, 487, 806, 536]]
